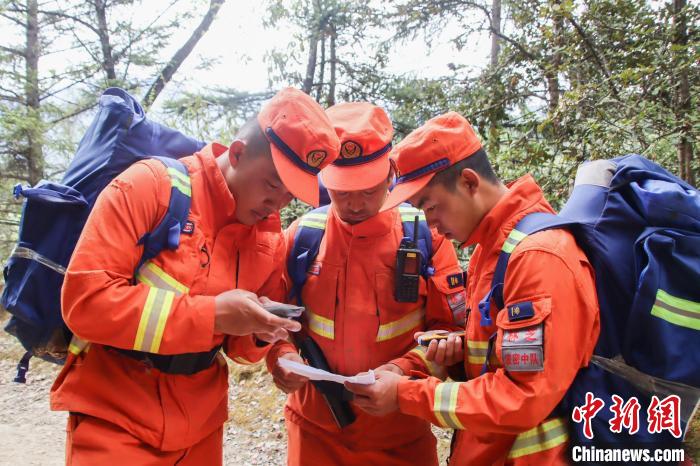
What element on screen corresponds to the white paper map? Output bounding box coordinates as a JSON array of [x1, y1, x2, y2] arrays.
[[278, 358, 376, 385]]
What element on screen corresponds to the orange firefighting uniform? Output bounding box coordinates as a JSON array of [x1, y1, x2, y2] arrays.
[[397, 175, 600, 466], [266, 204, 466, 466], [51, 144, 284, 464]]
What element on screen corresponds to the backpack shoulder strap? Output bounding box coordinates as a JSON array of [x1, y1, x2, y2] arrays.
[[135, 157, 191, 273], [398, 203, 435, 279], [287, 205, 331, 304], [477, 212, 577, 326]]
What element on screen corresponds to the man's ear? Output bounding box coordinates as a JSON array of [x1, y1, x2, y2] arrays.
[[228, 139, 246, 168], [458, 168, 480, 195]]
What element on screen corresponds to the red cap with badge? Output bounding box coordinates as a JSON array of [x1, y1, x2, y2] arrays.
[[321, 102, 394, 192], [258, 88, 340, 207], [381, 112, 482, 211]]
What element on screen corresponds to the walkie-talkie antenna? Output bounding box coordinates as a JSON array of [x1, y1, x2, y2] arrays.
[[413, 215, 419, 243]]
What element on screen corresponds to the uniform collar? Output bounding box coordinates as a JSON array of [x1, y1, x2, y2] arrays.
[[331, 204, 395, 238], [196, 143, 238, 228], [465, 174, 551, 249]]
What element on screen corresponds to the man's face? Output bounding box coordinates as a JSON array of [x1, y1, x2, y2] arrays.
[[408, 176, 481, 243], [327, 177, 390, 225], [230, 149, 294, 225]]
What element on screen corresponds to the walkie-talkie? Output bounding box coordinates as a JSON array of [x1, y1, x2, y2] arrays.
[[395, 215, 422, 303]]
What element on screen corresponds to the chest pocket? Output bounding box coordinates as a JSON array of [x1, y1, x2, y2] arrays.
[[302, 266, 339, 340], [374, 272, 427, 343]]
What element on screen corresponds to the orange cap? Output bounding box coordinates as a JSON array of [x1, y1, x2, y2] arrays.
[[320, 102, 394, 191], [257, 88, 340, 207], [381, 112, 482, 211]]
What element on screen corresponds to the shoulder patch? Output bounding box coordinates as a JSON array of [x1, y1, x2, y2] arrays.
[[446, 272, 464, 289], [507, 301, 534, 322]]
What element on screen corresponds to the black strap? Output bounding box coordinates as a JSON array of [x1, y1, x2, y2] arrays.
[[113, 345, 222, 375]]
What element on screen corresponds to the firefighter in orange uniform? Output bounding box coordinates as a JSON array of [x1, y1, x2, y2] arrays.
[[51, 88, 341, 465], [266, 102, 467, 465], [346, 112, 600, 465]]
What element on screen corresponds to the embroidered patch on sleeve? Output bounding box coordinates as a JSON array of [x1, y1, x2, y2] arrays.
[[447, 291, 467, 325], [502, 323, 544, 372], [507, 301, 534, 322], [446, 272, 465, 289], [502, 347, 544, 372]]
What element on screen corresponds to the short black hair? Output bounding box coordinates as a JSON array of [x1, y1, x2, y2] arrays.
[[236, 114, 272, 159], [428, 148, 499, 190]]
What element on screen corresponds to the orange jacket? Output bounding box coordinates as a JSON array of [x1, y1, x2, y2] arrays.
[[266, 205, 465, 459], [51, 144, 284, 451], [397, 175, 600, 466]]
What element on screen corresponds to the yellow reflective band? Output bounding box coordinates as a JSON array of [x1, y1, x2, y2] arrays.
[[409, 345, 445, 378], [298, 220, 326, 229], [467, 339, 488, 364], [433, 382, 465, 429], [468, 339, 489, 349], [307, 310, 334, 340], [170, 179, 191, 197], [652, 289, 700, 331], [134, 287, 175, 353], [399, 206, 426, 222], [167, 167, 192, 197], [502, 229, 527, 253], [376, 308, 425, 342], [68, 336, 89, 355], [507, 418, 569, 459], [137, 262, 189, 295], [299, 212, 328, 230], [303, 213, 328, 220], [166, 167, 190, 185], [401, 213, 426, 221]]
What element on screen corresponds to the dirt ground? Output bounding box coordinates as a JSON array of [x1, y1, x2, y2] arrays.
[[0, 325, 452, 465]]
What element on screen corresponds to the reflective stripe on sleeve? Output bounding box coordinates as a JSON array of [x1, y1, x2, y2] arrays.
[[433, 382, 465, 429], [133, 287, 175, 353], [467, 339, 489, 365], [507, 417, 569, 459], [408, 345, 446, 378]]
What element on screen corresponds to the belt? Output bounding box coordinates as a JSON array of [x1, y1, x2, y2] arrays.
[[112, 345, 223, 375]]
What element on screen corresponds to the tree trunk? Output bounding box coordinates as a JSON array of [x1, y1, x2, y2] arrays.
[[93, 0, 116, 81], [487, 0, 502, 154], [302, 31, 318, 95], [317, 35, 325, 101], [327, 25, 336, 107], [490, 0, 501, 68], [143, 0, 225, 109], [672, 0, 694, 185], [25, 0, 43, 185], [546, 0, 562, 116]]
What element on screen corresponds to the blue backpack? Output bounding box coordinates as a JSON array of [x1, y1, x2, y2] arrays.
[[287, 203, 435, 304], [2, 88, 205, 381], [480, 155, 699, 459]]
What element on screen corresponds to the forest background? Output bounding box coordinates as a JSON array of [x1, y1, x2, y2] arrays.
[[0, 1, 698, 462], [1, 0, 698, 259]]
